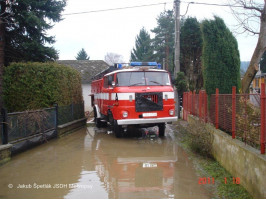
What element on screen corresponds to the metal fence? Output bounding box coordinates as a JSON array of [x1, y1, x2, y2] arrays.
[[7, 108, 56, 142], [58, 103, 85, 125], [0, 102, 85, 144], [183, 84, 265, 154]]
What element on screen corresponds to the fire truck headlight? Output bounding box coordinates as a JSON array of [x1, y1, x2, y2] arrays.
[[122, 111, 128, 118], [169, 109, 174, 116]]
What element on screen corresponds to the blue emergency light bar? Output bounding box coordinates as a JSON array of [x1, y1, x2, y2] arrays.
[[130, 62, 158, 66], [115, 62, 162, 69]]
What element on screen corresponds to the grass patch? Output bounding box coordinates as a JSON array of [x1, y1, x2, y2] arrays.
[[173, 120, 252, 199], [199, 158, 252, 199]]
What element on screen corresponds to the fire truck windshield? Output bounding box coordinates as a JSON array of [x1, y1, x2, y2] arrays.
[[116, 71, 171, 86]]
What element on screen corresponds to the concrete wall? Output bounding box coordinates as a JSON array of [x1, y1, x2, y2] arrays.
[[0, 144, 12, 165], [57, 118, 87, 137], [82, 83, 92, 112], [188, 115, 266, 198]]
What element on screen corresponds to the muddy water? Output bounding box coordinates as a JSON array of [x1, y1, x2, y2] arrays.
[[0, 125, 213, 199]]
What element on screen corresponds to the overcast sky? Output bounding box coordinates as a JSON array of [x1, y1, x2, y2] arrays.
[[48, 0, 261, 62]]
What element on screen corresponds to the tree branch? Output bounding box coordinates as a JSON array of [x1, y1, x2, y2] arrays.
[[243, 5, 263, 13]]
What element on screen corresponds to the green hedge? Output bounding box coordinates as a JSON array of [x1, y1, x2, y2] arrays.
[[3, 62, 83, 112]]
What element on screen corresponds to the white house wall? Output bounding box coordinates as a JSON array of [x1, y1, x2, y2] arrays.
[[82, 83, 92, 112]]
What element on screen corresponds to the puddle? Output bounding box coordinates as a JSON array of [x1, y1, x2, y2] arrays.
[[0, 126, 213, 199]]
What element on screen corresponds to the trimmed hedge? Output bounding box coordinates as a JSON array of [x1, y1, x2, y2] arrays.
[[3, 62, 83, 112]]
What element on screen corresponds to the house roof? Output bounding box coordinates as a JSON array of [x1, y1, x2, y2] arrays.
[[57, 60, 109, 84]]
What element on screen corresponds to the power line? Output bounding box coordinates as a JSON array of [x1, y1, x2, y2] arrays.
[[180, 1, 243, 8], [62, 2, 173, 16], [62, 1, 246, 16]]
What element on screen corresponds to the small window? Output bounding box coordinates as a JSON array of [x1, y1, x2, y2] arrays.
[[104, 77, 108, 88], [104, 75, 114, 88], [108, 75, 114, 86]]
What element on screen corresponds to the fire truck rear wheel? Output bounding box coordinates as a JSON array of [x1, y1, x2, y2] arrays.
[[114, 120, 122, 138], [158, 123, 165, 137]]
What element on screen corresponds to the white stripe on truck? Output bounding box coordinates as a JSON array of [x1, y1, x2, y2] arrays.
[[95, 92, 174, 101]]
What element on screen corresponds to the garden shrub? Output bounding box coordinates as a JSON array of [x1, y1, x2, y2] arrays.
[[188, 120, 214, 158], [3, 62, 83, 112]]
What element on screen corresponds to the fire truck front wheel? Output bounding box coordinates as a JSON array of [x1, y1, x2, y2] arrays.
[[158, 123, 165, 137], [114, 120, 122, 138]]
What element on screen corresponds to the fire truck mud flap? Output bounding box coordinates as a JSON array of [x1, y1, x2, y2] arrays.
[[93, 105, 101, 118], [117, 116, 178, 125]]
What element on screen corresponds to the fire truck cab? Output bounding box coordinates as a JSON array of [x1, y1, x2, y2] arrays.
[[91, 62, 177, 137]]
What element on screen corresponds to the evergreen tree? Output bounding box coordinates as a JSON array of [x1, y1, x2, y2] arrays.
[[151, 10, 175, 73], [76, 48, 90, 60], [180, 17, 203, 92], [0, 0, 66, 109], [130, 27, 153, 62], [175, 72, 188, 95], [0, 0, 66, 65], [201, 16, 241, 94], [260, 51, 266, 73]]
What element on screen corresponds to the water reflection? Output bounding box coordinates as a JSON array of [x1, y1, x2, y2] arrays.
[[0, 126, 212, 199], [72, 126, 211, 199], [0, 130, 85, 198], [97, 141, 174, 197]]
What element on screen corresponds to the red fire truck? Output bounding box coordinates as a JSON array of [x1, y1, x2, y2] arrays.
[[91, 62, 177, 137]]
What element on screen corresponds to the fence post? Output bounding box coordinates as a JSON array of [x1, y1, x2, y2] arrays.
[[1, 108, 8, 144], [194, 90, 197, 116], [260, 83, 265, 154], [182, 92, 185, 120], [183, 92, 186, 120], [186, 92, 188, 115], [191, 91, 194, 115], [199, 90, 202, 120], [186, 92, 188, 120], [215, 88, 219, 129], [82, 101, 85, 118], [232, 86, 236, 139], [71, 102, 74, 121], [204, 91, 207, 123], [54, 103, 58, 137], [189, 91, 192, 115], [223, 95, 226, 130]]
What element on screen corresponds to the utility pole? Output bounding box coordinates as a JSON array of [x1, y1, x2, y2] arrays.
[[0, 2, 5, 110], [174, 0, 181, 118], [174, 0, 180, 78]]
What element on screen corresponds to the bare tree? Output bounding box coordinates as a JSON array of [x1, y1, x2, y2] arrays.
[[104, 52, 124, 66], [229, 0, 266, 93]]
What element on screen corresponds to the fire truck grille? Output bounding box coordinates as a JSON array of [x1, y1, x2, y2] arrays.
[[135, 92, 163, 112]]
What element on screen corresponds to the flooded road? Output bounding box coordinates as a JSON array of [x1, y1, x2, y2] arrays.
[[0, 124, 213, 199]]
